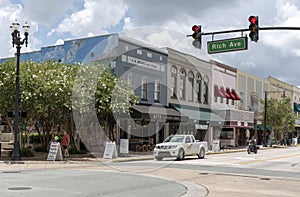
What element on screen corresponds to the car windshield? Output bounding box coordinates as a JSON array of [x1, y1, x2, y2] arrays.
[[169, 136, 184, 143], [163, 135, 173, 142]]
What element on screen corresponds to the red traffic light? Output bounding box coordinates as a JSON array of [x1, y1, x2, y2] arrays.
[[192, 25, 199, 32], [248, 16, 257, 24]]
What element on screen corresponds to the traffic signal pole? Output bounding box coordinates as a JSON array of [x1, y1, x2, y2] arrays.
[[187, 26, 300, 37]]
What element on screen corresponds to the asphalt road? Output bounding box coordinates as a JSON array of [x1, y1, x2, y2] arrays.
[[1, 169, 189, 197], [1, 146, 299, 196]]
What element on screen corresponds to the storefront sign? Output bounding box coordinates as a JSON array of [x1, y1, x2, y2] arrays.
[[195, 124, 208, 130]]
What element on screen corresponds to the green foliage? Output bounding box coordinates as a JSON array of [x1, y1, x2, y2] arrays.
[[21, 148, 34, 157], [9, 148, 34, 157], [0, 60, 138, 145], [68, 147, 88, 154], [260, 97, 296, 138], [34, 145, 47, 153]]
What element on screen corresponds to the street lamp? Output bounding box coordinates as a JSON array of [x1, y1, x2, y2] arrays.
[[10, 20, 30, 161], [263, 90, 285, 147]]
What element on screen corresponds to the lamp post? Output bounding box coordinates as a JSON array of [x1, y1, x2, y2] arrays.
[[263, 90, 285, 147], [10, 20, 30, 161]]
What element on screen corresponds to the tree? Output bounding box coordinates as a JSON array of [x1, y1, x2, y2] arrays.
[[0, 60, 137, 153], [72, 62, 138, 148], [0, 60, 78, 147], [260, 97, 296, 141]]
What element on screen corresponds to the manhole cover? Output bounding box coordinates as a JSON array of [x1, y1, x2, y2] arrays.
[[8, 187, 32, 191], [199, 172, 209, 175], [3, 171, 21, 173], [260, 177, 271, 180]]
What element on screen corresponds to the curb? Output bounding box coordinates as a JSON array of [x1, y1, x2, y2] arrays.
[[0, 145, 293, 164]]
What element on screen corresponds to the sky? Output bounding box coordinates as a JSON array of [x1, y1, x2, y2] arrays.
[[1, 0, 300, 86]]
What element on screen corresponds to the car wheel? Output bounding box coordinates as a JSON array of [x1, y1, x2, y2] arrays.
[[198, 148, 205, 159], [176, 149, 185, 161], [155, 156, 163, 161]]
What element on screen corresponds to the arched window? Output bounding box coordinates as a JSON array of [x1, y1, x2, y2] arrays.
[[195, 73, 202, 103], [171, 66, 177, 98], [179, 68, 186, 100], [188, 71, 194, 102], [203, 75, 209, 104]]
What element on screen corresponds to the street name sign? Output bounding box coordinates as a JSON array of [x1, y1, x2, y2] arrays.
[[207, 37, 248, 54]]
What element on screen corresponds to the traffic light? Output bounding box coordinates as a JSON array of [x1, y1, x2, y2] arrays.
[[192, 25, 202, 48], [248, 16, 259, 42]]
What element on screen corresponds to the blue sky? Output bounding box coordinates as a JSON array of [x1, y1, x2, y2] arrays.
[[2, 0, 300, 86]]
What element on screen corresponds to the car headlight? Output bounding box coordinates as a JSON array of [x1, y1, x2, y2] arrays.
[[168, 145, 177, 149]]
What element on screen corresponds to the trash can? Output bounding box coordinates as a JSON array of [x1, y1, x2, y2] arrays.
[[292, 138, 298, 145], [212, 140, 220, 152]]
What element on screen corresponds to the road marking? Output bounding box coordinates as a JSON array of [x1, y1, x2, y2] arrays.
[[237, 153, 300, 165]]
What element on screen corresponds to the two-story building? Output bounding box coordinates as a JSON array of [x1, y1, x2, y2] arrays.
[[166, 48, 224, 150], [211, 61, 254, 148]]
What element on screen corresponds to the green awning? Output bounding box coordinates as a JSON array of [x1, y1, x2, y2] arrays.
[[253, 125, 272, 131], [172, 105, 224, 125], [265, 126, 272, 131]]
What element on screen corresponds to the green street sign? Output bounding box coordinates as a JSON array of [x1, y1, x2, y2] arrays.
[[207, 37, 248, 54]]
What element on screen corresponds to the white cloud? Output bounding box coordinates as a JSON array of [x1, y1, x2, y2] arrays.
[[263, 0, 300, 57], [55, 39, 64, 45], [0, 2, 24, 58], [21, 0, 75, 26], [49, 0, 128, 37]]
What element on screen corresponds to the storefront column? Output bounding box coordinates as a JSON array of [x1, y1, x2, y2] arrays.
[[206, 126, 213, 150], [165, 122, 170, 138], [155, 121, 159, 144]]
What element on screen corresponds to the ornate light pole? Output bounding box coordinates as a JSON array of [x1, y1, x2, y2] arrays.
[[10, 20, 30, 161]]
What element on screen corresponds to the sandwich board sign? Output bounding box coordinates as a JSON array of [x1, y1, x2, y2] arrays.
[[120, 139, 129, 154], [103, 141, 118, 159], [47, 142, 63, 161]]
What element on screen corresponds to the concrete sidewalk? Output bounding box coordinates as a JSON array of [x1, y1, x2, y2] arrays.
[[0, 144, 291, 164]]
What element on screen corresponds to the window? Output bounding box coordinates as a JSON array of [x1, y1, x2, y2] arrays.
[[180, 69, 186, 100], [147, 52, 152, 58], [185, 136, 191, 143], [141, 77, 147, 100], [188, 71, 194, 102], [171, 66, 177, 98], [154, 80, 160, 102], [137, 49, 142, 55], [121, 55, 127, 62], [196, 73, 202, 103], [127, 74, 134, 89], [203, 75, 209, 104], [220, 128, 234, 139]]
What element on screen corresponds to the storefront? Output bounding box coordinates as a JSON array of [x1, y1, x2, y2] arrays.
[[170, 104, 225, 149], [118, 104, 188, 152], [215, 109, 254, 147]]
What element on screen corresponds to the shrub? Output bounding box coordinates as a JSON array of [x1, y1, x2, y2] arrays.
[[34, 145, 47, 153], [21, 148, 34, 157], [8, 148, 34, 157], [68, 147, 88, 154]]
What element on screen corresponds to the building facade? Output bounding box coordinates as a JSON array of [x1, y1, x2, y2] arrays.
[[236, 69, 269, 145], [211, 61, 254, 148], [166, 49, 225, 150]]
